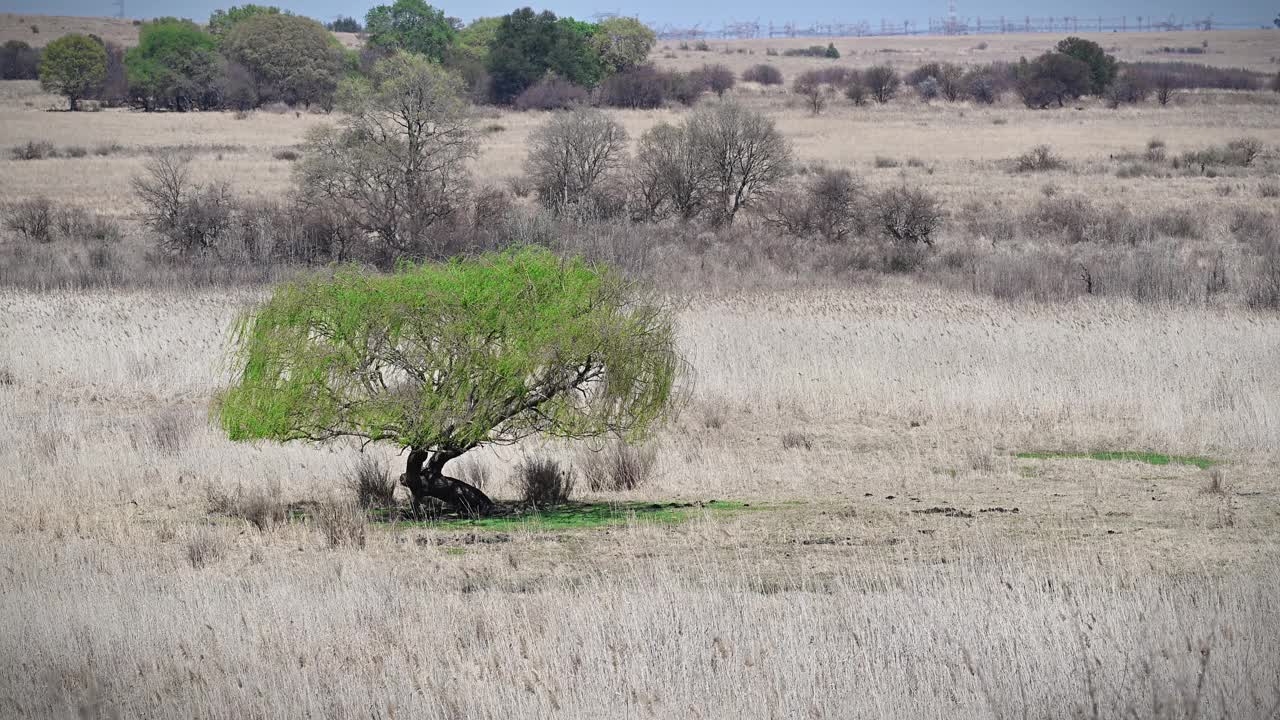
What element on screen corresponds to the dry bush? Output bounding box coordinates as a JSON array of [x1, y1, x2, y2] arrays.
[[1024, 194, 1096, 244], [793, 72, 830, 114], [1180, 138, 1264, 171], [347, 455, 397, 509], [741, 64, 783, 85], [864, 65, 901, 103], [147, 407, 192, 454], [844, 81, 868, 105], [1259, 182, 1280, 199], [314, 499, 368, 549], [577, 441, 657, 492], [872, 185, 944, 245], [4, 197, 54, 242], [699, 64, 735, 96], [1014, 145, 1065, 173], [916, 76, 940, 100], [762, 168, 865, 242], [205, 483, 287, 532], [185, 527, 225, 569], [1146, 138, 1168, 163], [600, 64, 667, 109], [513, 75, 587, 111], [781, 430, 814, 450], [452, 458, 491, 492], [10, 140, 55, 160], [515, 457, 574, 507], [1124, 61, 1264, 91], [1245, 241, 1280, 310]]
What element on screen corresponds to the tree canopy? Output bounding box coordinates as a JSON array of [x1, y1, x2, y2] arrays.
[[125, 19, 222, 111], [487, 8, 601, 103], [208, 4, 288, 38], [590, 17, 654, 75], [221, 13, 344, 107], [364, 0, 456, 62], [39, 34, 106, 111], [1055, 36, 1118, 95], [218, 247, 680, 512]]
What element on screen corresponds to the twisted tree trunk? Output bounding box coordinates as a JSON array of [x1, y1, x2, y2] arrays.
[[401, 449, 494, 517]]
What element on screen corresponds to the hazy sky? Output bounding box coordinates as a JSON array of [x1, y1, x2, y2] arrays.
[[3, 0, 1274, 30]]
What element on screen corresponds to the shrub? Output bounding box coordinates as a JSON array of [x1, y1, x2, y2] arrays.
[[4, 197, 54, 242], [793, 71, 830, 114], [514, 75, 587, 111], [1123, 61, 1263, 91], [762, 168, 865, 242], [844, 81, 868, 105], [964, 68, 998, 103], [1181, 138, 1263, 170], [1260, 182, 1280, 199], [11, 140, 55, 160], [314, 499, 368, 548], [783, 44, 838, 58], [348, 455, 397, 509], [872, 185, 944, 245], [781, 430, 813, 450], [699, 63, 735, 96], [864, 65, 900, 103], [742, 64, 782, 85], [515, 457, 574, 507], [1105, 75, 1149, 107], [916, 76, 940, 100], [1024, 194, 1096, 243], [1153, 73, 1178, 105], [1014, 145, 1065, 172], [272, 148, 300, 161], [185, 527, 224, 569], [577, 441, 657, 492], [1246, 241, 1280, 310], [662, 69, 705, 106], [1146, 138, 1167, 163], [600, 64, 666, 108], [1271, 72, 1280, 93]]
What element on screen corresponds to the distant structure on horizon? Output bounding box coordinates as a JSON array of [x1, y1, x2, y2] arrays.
[[651, 12, 1263, 39]]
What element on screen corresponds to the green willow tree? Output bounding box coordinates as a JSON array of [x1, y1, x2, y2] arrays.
[[218, 248, 681, 515]]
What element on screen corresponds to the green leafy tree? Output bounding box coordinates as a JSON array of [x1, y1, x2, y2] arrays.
[[208, 4, 288, 38], [38, 34, 106, 111], [590, 16, 654, 74], [222, 14, 344, 107], [218, 247, 680, 514], [487, 8, 601, 104], [1055, 36, 1118, 95], [295, 51, 476, 259], [364, 0, 455, 62], [453, 16, 501, 63], [125, 20, 222, 111]]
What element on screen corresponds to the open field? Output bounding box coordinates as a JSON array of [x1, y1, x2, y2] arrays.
[[2, 22, 1280, 718]]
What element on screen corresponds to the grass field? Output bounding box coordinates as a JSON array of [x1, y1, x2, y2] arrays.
[[2, 19, 1279, 719]]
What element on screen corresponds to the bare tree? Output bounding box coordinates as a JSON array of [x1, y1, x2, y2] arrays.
[[864, 65, 900, 103], [631, 122, 712, 222], [132, 151, 235, 255], [872, 184, 944, 245], [295, 51, 476, 259], [793, 73, 828, 114], [525, 108, 628, 213], [1154, 73, 1177, 106], [763, 169, 865, 242], [687, 100, 791, 225]]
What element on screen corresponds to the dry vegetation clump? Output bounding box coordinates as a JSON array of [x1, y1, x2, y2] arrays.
[[577, 441, 657, 492], [313, 499, 368, 548], [1013, 144, 1066, 172], [741, 63, 782, 85], [184, 526, 225, 569], [515, 457, 575, 507], [347, 454, 397, 509], [206, 483, 287, 532]]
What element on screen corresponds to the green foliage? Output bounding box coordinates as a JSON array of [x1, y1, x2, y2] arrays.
[[1055, 36, 1118, 95], [208, 4, 288, 38], [825, 42, 840, 59], [590, 16, 655, 74], [38, 34, 106, 111], [383, 501, 749, 531], [1015, 450, 1217, 470], [222, 13, 344, 107], [487, 8, 602, 104], [364, 0, 455, 62], [125, 19, 222, 111], [452, 16, 501, 63], [218, 247, 680, 459]]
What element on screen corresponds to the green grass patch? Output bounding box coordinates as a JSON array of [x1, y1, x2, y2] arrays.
[[379, 500, 752, 532], [1015, 451, 1217, 470]]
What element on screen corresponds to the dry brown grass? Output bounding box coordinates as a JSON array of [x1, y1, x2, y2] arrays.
[[2, 26, 1279, 715]]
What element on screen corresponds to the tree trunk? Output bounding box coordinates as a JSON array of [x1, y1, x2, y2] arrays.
[[401, 449, 494, 517]]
